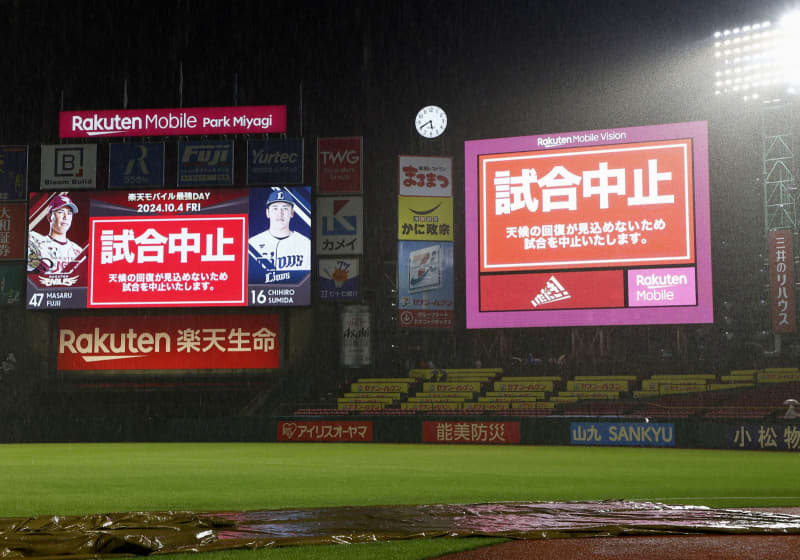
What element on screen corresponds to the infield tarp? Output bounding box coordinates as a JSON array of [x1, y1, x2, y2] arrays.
[[3, 501, 800, 558]]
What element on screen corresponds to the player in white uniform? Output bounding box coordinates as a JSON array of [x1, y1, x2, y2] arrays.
[[248, 190, 310, 270], [27, 194, 84, 275]]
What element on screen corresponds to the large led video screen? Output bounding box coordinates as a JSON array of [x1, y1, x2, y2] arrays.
[[26, 187, 311, 309], [464, 121, 711, 328]]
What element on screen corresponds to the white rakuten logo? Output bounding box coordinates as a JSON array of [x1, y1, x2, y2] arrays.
[[71, 114, 144, 136], [59, 328, 170, 362]]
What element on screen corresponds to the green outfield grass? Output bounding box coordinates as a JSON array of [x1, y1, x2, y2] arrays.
[[2, 442, 799, 559]]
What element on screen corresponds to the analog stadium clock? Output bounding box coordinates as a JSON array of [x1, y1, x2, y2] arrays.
[[415, 105, 447, 139]]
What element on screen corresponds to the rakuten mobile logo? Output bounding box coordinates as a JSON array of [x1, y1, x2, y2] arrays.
[[71, 114, 151, 136], [59, 328, 170, 362], [60, 106, 287, 138], [319, 150, 360, 165], [531, 276, 571, 307]]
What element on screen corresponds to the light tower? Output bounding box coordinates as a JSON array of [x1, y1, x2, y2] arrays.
[[713, 12, 800, 353], [713, 15, 800, 234]]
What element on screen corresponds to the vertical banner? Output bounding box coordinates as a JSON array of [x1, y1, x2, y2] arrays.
[[247, 138, 304, 184], [398, 241, 454, 329], [317, 137, 362, 193], [398, 155, 452, 197], [0, 203, 28, 260], [40, 144, 97, 190], [769, 229, 796, 333], [341, 304, 371, 367], [319, 257, 360, 301], [178, 140, 234, 186], [108, 142, 165, 188], [316, 196, 363, 255], [0, 146, 28, 201]]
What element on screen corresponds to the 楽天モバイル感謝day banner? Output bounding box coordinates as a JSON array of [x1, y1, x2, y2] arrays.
[[26, 188, 312, 310]]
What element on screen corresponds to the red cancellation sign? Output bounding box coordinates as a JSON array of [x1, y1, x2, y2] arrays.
[[57, 313, 280, 371], [277, 421, 373, 442], [480, 139, 695, 272], [422, 421, 520, 444], [769, 229, 796, 333], [88, 215, 247, 307]]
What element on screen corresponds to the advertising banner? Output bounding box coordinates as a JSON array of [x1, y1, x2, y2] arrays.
[[0, 263, 23, 305], [40, 144, 97, 190], [59, 105, 287, 138], [341, 304, 371, 367], [464, 121, 712, 328], [422, 421, 520, 444], [178, 140, 234, 186], [0, 145, 28, 201], [26, 188, 312, 310], [247, 138, 304, 185], [730, 423, 800, 451], [277, 421, 373, 442], [319, 257, 360, 301], [398, 241, 454, 329], [316, 196, 363, 255], [397, 156, 453, 197], [108, 142, 165, 189], [57, 313, 280, 371], [570, 422, 675, 447], [769, 229, 796, 333], [317, 137, 362, 193], [398, 155, 452, 197], [0, 202, 27, 260], [398, 196, 453, 241], [247, 187, 312, 306]]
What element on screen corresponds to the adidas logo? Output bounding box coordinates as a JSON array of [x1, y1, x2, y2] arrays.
[[531, 276, 571, 307]]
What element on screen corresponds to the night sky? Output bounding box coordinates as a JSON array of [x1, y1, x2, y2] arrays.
[[1, 0, 796, 356]]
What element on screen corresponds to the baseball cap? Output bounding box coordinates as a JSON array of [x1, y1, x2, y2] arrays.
[[266, 190, 294, 207], [50, 194, 79, 214]]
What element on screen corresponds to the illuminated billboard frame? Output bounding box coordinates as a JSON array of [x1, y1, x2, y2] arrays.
[[26, 187, 312, 310], [464, 121, 712, 328]]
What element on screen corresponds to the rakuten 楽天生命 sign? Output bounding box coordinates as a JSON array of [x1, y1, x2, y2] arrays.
[[59, 106, 287, 138], [57, 313, 280, 371]]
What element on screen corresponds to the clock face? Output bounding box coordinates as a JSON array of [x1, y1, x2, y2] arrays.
[[415, 105, 447, 139]]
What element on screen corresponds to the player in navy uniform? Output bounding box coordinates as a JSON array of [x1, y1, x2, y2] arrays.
[[248, 190, 310, 270]]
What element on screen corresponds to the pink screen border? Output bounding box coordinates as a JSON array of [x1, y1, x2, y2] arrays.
[[464, 121, 712, 328]]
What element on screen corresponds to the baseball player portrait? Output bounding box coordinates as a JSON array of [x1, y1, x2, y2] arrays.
[[248, 189, 311, 271], [27, 194, 84, 275]]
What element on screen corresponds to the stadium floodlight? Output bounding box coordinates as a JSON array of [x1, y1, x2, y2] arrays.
[[712, 13, 800, 102]]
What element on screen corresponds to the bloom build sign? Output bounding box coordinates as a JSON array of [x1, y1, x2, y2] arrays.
[[59, 106, 287, 138], [57, 313, 280, 371]]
